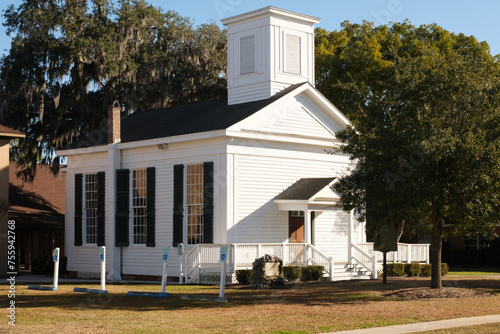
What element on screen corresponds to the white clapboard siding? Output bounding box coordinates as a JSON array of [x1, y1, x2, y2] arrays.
[[233, 153, 350, 249], [314, 210, 349, 260], [264, 106, 335, 139], [117, 149, 222, 276]]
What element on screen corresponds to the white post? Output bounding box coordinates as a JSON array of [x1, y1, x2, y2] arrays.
[[303, 244, 307, 265], [328, 257, 334, 282], [257, 244, 261, 259], [282, 243, 286, 266], [53, 247, 60, 290], [407, 244, 412, 264], [372, 254, 378, 279], [184, 257, 188, 284], [219, 245, 227, 299], [219, 261, 226, 298], [179, 260, 183, 285], [161, 246, 170, 293], [232, 244, 236, 272], [161, 262, 167, 293], [347, 211, 353, 266], [99, 246, 106, 290], [426, 244, 430, 264]]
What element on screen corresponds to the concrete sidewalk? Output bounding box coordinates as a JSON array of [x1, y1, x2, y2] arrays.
[[329, 314, 500, 333]]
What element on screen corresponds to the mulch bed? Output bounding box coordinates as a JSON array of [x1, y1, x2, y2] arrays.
[[384, 287, 494, 299]]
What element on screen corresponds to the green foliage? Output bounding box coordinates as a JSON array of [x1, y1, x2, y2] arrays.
[[1, 0, 227, 180], [441, 263, 449, 276], [235, 269, 252, 285], [319, 20, 500, 288], [386, 263, 405, 277], [404, 263, 422, 277], [283, 266, 302, 281], [300, 265, 324, 281], [420, 264, 432, 277]]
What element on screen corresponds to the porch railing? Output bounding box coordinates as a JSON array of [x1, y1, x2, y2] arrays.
[[357, 242, 430, 264], [183, 243, 335, 283], [350, 243, 378, 279]]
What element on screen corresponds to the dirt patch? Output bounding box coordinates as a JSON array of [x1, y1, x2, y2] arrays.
[[385, 287, 493, 299]]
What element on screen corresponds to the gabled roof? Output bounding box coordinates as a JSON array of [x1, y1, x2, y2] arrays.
[[275, 177, 336, 200], [63, 83, 307, 150], [9, 162, 65, 230], [0, 124, 25, 139]]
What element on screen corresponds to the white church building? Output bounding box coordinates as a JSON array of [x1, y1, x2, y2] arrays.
[[58, 7, 428, 283]]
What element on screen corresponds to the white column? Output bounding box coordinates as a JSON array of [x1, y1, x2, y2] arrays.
[[305, 210, 311, 244], [347, 211, 354, 266], [107, 143, 121, 280], [304, 210, 311, 265]]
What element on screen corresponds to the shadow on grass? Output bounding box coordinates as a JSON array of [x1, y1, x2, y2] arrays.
[[11, 277, 500, 311]]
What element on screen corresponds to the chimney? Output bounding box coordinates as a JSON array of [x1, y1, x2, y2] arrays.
[[221, 7, 320, 105], [107, 100, 121, 144]]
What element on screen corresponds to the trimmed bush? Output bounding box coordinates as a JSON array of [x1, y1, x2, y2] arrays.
[[386, 263, 405, 277], [235, 269, 253, 285], [301, 265, 324, 281], [283, 266, 302, 281], [420, 264, 432, 277], [32, 256, 53, 275], [404, 263, 422, 277], [441, 263, 449, 276]]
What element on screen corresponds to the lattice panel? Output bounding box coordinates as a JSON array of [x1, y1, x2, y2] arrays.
[[77, 271, 101, 279], [200, 273, 237, 285]]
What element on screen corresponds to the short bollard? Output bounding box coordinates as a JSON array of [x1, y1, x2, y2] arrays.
[[74, 246, 108, 294], [126, 246, 171, 298], [28, 247, 60, 291]]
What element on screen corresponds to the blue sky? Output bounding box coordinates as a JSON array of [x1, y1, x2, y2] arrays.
[[1, 0, 499, 56]]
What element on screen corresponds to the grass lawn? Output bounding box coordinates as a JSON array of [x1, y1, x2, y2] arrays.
[[447, 266, 500, 276], [1, 275, 499, 333]]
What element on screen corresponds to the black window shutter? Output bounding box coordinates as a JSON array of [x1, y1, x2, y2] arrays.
[[146, 167, 156, 247], [115, 169, 130, 247], [203, 161, 214, 244], [74, 174, 83, 246], [97, 172, 106, 246], [173, 164, 184, 246]]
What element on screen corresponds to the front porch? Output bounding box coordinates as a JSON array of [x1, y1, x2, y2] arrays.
[[181, 242, 430, 284]]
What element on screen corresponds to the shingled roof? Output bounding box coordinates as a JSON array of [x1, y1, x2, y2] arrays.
[[0, 124, 25, 139], [64, 83, 307, 150], [275, 177, 336, 200], [9, 162, 65, 230]]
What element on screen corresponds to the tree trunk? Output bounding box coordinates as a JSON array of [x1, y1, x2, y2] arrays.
[[431, 218, 443, 289]]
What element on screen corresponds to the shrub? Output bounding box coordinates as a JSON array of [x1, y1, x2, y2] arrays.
[[441, 263, 449, 276], [235, 269, 253, 285], [31, 256, 53, 275], [283, 266, 302, 281], [301, 265, 324, 281], [386, 263, 405, 277], [420, 264, 432, 277], [404, 263, 422, 277]]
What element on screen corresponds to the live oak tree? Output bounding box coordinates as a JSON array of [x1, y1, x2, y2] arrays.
[[316, 21, 500, 288], [0, 0, 227, 180]]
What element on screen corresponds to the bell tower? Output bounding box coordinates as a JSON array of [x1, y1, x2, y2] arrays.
[[221, 7, 320, 105]]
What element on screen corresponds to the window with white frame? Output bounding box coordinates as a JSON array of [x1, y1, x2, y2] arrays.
[[84, 173, 98, 244], [187, 164, 204, 244], [132, 169, 147, 244]]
